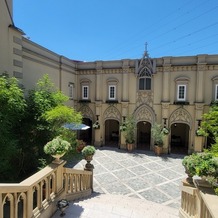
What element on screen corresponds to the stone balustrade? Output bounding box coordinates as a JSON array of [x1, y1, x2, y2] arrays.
[[0, 160, 93, 218], [180, 179, 218, 218]]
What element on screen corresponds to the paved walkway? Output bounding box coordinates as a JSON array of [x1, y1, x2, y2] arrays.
[[53, 147, 186, 217]]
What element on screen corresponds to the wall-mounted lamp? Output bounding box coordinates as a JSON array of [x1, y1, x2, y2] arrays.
[[96, 115, 99, 121], [163, 118, 167, 127], [123, 116, 126, 122], [197, 119, 202, 127]]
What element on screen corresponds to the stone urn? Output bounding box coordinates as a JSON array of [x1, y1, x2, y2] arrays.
[[51, 153, 65, 163]]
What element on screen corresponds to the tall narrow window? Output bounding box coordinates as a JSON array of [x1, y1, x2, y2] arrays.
[[82, 86, 88, 99], [109, 85, 116, 100], [177, 85, 186, 101], [215, 84, 218, 101], [69, 83, 73, 99], [139, 78, 151, 90]]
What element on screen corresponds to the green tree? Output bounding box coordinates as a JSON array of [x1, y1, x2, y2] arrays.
[[0, 73, 26, 181], [198, 105, 218, 139]]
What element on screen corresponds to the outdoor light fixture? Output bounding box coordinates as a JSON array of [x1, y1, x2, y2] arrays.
[[57, 199, 69, 217]]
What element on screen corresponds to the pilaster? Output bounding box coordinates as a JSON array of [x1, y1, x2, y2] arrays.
[[122, 59, 129, 101], [196, 55, 207, 103], [162, 57, 171, 102]]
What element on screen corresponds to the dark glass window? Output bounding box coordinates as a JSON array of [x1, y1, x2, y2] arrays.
[[139, 78, 151, 90]]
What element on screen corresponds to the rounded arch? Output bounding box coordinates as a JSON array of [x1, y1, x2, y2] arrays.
[[103, 105, 121, 122], [134, 104, 155, 124], [169, 108, 192, 129]]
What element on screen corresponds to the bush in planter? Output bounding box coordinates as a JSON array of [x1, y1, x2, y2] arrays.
[[44, 136, 71, 155], [182, 153, 199, 177], [122, 116, 136, 144], [182, 152, 218, 183], [81, 145, 96, 158], [151, 123, 165, 146]]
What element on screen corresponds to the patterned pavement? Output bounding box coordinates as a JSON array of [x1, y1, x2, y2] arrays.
[[67, 146, 186, 209]]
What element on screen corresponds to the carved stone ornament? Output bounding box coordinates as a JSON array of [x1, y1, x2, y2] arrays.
[[136, 91, 153, 108], [134, 105, 155, 123], [135, 51, 156, 77], [79, 105, 94, 120], [169, 108, 192, 128], [103, 105, 121, 121]]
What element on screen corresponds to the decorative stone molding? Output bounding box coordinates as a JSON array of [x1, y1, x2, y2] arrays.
[[163, 65, 171, 72], [134, 105, 155, 124], [136, 91, 153, 108], [103, 105, 121, 121], [169, 108, 192, 128], [197, 64, 207, 71], [161, 102, 170, 109], [195, 103, 204, 110], [79, 105, 94, 120]]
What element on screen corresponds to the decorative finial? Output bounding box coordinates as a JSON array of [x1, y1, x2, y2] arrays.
[[145, 42, 148, 53]]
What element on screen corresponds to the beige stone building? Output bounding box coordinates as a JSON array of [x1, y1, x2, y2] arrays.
[[1, 0, 218, 154]]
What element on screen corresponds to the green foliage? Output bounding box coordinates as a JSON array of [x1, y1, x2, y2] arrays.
[[198, 105, 218, 138], [44, 105, 82, 130], [0, 73, 81, 182], [44, 136, 71, 155], [182, 152, 218, 188], [0, 73, 27, 181], [122, 116, 136, 144], [81, 145, 96, 157], [151, 123, 165, 146]]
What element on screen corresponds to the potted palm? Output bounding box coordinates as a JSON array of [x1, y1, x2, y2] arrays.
[[122, 116, 136, 152], [44, 136, 71, 163], [151, 123, 165, 155]]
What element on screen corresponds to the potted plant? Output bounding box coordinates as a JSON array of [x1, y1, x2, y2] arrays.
[[182, 152, 218, 184], [122, 116, 136, 152], [76, 140, 86, 153], [93, 120, 100, 129], [81, 145, 96, 170], [151, 123, 165, 155], [81, 145, 96, 160], [44, 136, 71, 162]]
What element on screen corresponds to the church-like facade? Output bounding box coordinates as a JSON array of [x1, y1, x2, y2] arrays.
[[1, 0, 218, 154]]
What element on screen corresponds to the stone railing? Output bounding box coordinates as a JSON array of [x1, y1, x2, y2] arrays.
[[180, 179, 218, 218], [0, 160, 93, 218]]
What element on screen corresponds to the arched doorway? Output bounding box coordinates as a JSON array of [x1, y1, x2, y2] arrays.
[[170, 123, 189, 154], [105, 119, 119, 147], [78, 118, 92, 144], [137, 121, 151, 150]]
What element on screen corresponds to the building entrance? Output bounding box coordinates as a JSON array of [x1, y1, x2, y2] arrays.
[[170, 123, 189, 154], [105, 119, 119, 147], [136, 121, 151, 150]]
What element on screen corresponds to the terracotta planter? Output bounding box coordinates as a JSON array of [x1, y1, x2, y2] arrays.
[[154, 145, 162, 156], [127, 143, 134, 152]]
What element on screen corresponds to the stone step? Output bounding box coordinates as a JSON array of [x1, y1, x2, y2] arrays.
[[52, 193, 179, 218]]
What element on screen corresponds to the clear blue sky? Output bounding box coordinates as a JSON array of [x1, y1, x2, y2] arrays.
[[14, 0, 218, 61]]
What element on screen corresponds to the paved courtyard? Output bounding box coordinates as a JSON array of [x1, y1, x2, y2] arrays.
[[67, 146, 186, 209]]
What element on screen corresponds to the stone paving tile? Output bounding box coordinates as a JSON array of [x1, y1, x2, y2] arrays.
[[94, 172, 118, 184], [123, 178, 151, 191], [157, 169, 182, 180], [128, 165, 151, 175], [157, 182, 180, 199], [143, 162, 166, 171], [139, 188, 171, 203], [118, 159, 139, 168], [112, 169, 137, 180], [101, 162, 124, 171], [101, 182, 132, 195], [140, 172, 168, 185]]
